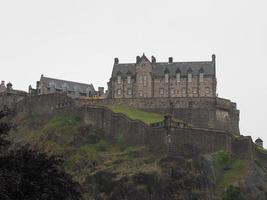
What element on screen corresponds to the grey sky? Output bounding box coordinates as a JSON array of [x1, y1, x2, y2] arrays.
[[0, 0, 266, 145]]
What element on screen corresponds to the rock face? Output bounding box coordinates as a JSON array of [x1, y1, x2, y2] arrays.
[[83, 156, 215, 200]]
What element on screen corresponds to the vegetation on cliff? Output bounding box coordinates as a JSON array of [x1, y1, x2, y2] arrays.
[[4, 110, 267, 200], [0, 109, 81, 200]]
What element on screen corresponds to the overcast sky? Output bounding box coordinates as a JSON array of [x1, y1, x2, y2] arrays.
[[0, 0, 266, 146]]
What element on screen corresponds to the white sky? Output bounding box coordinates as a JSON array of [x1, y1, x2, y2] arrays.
[[0, 0, 267, 146]]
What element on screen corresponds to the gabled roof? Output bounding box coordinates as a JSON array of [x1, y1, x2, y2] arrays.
[[40, 75, 95, 92], [111, 56, 215, 77]]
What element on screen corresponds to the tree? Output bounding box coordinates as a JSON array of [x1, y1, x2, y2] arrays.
[[0, 107, 82, 200]]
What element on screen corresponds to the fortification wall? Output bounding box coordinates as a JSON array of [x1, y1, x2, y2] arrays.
[[9, 94, 263, 163], [80, 97, 240, 134], [0, 92, 27, 109], [14, 93, 74, 117]]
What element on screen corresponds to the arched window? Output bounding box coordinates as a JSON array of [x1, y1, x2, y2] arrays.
[[188, 69, 192, 83], [164, 68, 169, 83], [117, 76, 121, 84]]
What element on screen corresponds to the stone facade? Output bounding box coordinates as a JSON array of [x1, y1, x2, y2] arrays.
[[108, 54, 217, 99], [30, 75, 95, 99]]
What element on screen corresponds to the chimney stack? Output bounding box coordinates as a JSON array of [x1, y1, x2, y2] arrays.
[[212, 54, 216, 63], [136, 56, 141, 63], [169, 57, 173, 63], [114, 57, 119, 64], [151, 56, 156, 63]]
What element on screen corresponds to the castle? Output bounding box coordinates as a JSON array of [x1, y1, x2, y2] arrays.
[[29, 75, 96, 98], [0, 53, 266, 167], [108, 54, 216, 99]]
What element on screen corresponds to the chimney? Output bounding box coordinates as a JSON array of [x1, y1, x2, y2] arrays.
[[114, 57, 119, 64], [151, 56, 156, 63], [136, 56, 141, 63], [169, 57, 173, 63], [212, 54, 216, 63]]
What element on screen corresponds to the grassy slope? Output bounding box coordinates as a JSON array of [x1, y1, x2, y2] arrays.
[[211, 151, 249, 190], [10, 114, 161, 185], [105, 105, 164, 124]]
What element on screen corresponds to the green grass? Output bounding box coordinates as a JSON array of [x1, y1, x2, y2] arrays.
[[212, 151, 231, 167], [216, 159, 249, 189], [105, 105, 164, 124]]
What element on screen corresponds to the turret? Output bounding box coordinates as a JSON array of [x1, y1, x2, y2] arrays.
[[255, 138, 263, 147]]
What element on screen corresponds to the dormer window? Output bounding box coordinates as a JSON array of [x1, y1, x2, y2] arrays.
[[117, 76, 121, 84], [176, 73, 180, 83], [199, 68, 204, 83], [164, 68, 169, 83], [188, 69, 192, 83]]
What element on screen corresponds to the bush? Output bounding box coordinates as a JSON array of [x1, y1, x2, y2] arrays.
[[223, 185, 243, 200]]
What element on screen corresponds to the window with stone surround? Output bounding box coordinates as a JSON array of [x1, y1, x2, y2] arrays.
[[182, 88, 187, 97], [188, 73, 192, 82], [144, 76, 147, 86], [127, 89, 132, 95], [205, 87, 210, 96], [165, 73, 169, 83], [117, 76, 121, 84], [139, 90, 143, 97], [193, 87, 198, 96], [199, 73, 204, 83], [171, 88, 175, 95], [176, 73, 181, 83], [117, 89, 121, 95], [127, 76, 131, 84], [139, 76, 143, 84], [160, 88, 164, 95]]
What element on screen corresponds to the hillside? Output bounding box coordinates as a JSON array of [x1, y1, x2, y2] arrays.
[[5, 108, 267, 200]]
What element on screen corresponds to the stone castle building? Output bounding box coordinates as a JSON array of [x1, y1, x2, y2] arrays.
[[108, 54, 216, 99], [29, 75, 95, 98]]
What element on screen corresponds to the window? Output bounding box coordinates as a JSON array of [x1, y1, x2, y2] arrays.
[[182, 88, 186, 97], [171, 88, 175, 95], [160, 88, 164, 95], [127, 89, 132, 95], [193, 88, 198, 96], [199, 73, 204, 83], [143, 76, 147, 86], [139, 76, 143, 84], [205, 87, 210, 96], [139, 90, 143, 97], [127, 76, 131, 84], [176, 73, 180, 83], [117, 89, 121, 95], [117, 76, 121, 84], [165, 73, 169, 83], [188, 73, 192, 82]]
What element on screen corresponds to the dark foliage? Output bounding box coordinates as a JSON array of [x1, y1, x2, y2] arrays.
[[0, 107, 82, 200], [223, 185, 243, 200]]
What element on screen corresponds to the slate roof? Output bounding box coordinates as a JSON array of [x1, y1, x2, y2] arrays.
[[112, 56, 215, 78], [40, 75, 95, 93]]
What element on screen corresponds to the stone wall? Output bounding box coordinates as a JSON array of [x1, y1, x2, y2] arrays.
[[79, 96, 240, 134], [0, 92, 28, 109], [8, 93, 263, 163]]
